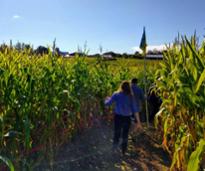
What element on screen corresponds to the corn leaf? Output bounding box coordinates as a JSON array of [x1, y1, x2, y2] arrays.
[[194, 68, 205, 93], [185, 37, 204, 68], [0, 155, 14, 171], [187, 139, 205, 171]]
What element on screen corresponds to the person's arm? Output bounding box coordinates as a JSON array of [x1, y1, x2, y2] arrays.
[[131, 97, 142, 128], [134, 112, 142, 127], [104, 93, 116, 106]]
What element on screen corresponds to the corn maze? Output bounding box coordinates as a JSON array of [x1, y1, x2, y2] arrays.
[[0, 35, 205, 170]]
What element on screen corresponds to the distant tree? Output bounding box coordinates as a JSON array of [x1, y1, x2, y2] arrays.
[[122, 53, 128, 58], [14, 42, 33, 52], [0, 43, 9, 53], [24, 44, 32, 50], [134, 51, 142, 58], [15, 42, 22, 51], [35, 46, 49, 55], [134, 51, 139, 55]]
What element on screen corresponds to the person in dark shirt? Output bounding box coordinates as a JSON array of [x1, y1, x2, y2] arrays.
[[131, 78, 144, 122], [147, 84, 162, 122], [105, 81, 142, 155]]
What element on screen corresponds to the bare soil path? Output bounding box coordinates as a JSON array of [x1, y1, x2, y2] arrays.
[[35, 119, 171, 171]]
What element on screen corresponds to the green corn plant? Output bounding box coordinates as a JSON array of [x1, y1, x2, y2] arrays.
[[0, 46, 158, 169], [187, 139, 205, 171], [0, 155, 14, 171], [155, 35, 205, 170]]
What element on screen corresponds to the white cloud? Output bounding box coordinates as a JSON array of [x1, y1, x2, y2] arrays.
[[12, 15, 21, 19], [132, 44, 167, 52]]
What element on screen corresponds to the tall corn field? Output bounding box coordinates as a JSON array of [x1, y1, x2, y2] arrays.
[[155, 35, 205, 171], [0, 47, 158, 169]]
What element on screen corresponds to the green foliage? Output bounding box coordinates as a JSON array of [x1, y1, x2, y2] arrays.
[[0, 155, 14, 171], [187, 139, 205, 171], [155, 35, 205, 170], [0, 47, 158, 169]]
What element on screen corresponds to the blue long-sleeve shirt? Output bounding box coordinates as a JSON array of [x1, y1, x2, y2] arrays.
[[131, 84, 144, 105], [105, 92, 139, 116]]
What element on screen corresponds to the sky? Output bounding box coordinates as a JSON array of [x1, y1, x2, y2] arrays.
[[0, 0, 205, 54]]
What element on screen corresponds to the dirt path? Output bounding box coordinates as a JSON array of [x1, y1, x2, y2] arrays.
[[35, 119, 171, 171]]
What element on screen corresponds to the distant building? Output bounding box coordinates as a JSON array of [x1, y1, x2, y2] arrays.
[[35, 46, 49, 55], [102, 51, 119, 60], [146, 54, 163, 59], [69, 52, 84, 57], [103, 54, 112, 58], [59, 51, 70, 57]]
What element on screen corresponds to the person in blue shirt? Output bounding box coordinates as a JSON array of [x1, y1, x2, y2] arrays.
[[131, 78, 144, 122], [105, 81, 142, 155]]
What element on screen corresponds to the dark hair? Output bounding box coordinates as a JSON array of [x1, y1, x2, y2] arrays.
[[131, 78, 138, 84], [120, 81, 132, 95]]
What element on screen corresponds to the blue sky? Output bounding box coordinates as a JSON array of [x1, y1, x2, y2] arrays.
[[1, 0, 205, 54]]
